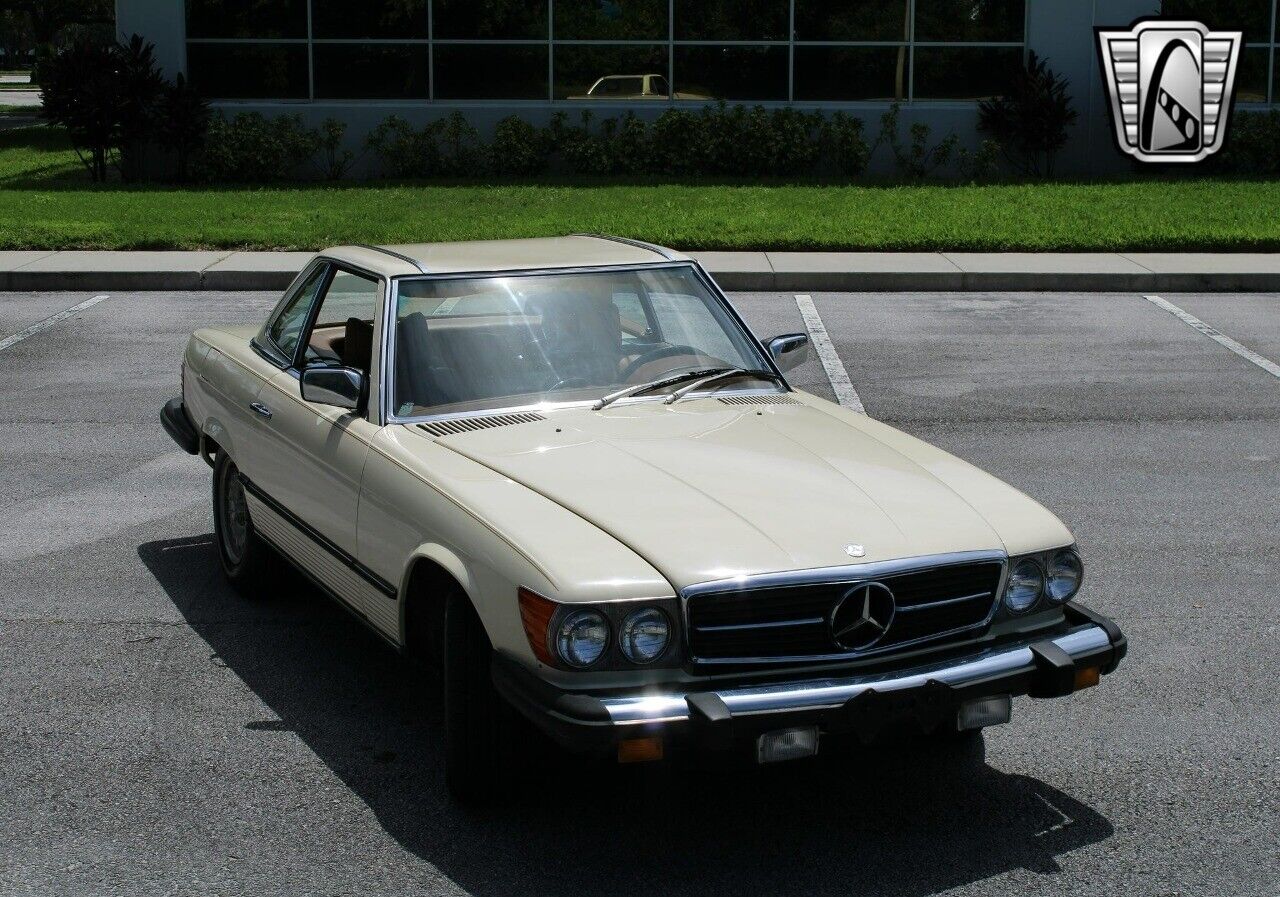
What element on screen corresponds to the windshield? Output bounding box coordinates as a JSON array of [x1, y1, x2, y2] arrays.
[[391, 265, 779, 418]]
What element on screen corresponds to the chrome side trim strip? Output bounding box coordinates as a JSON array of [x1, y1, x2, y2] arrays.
[[599, 623, 1112, 725]]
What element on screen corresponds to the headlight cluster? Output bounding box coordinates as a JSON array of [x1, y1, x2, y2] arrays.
[[1002, 547, 1083, 613], [520, 588, 674, 669]]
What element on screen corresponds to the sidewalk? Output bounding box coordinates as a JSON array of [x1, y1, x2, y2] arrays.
[[3, 250, 1280, 292]]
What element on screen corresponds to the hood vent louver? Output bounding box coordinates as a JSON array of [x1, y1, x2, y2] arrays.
[[718, 395, 801, 406], [418, 412, 546, 438]]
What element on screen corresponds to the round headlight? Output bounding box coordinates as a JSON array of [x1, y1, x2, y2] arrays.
[[1046, 549, 1083, 603], [555, 609, 610, 668], [1003, 558, 1044, 613], [620, 607, 671, 664]]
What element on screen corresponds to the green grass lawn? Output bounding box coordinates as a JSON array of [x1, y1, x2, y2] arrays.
[[2, 126, 1279, 252]]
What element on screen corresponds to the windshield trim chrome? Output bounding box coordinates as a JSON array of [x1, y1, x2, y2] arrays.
[[382, 261, 790, 426]]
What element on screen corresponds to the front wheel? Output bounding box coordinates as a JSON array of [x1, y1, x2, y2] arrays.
[[443, 590, 526, 803], [212, 452, 273, 591]]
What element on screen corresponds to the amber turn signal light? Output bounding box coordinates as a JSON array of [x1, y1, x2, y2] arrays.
[[1074, 666, 1101, 691], [617, 736, 664, 764], [518, 587, 558, 666]]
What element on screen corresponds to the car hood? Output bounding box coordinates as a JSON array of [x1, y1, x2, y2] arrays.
[[423, 395, 1073, 590]]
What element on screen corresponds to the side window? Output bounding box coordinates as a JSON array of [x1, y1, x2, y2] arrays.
[[302, 269, 382, 372], [268, 265, 327, 361]]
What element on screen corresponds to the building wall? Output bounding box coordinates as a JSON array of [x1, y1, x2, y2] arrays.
[[117, 0, 1280, 176]]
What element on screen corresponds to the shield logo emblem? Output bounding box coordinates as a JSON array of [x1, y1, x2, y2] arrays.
[[1097, 19, 1242, 163]]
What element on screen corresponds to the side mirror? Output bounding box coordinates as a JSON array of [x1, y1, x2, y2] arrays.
[[300, 365, 365, 411], [766, 333, 810, 373]]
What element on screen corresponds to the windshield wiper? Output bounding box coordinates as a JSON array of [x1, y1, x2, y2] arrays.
[[593, 368, 731, 411], [663, 368, 786, 405]]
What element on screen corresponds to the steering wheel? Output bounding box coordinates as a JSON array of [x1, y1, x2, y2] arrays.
[[620, 345, 705, 382]]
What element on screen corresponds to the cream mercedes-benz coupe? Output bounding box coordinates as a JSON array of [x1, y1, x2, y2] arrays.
[[162, 235, 1125, 801]]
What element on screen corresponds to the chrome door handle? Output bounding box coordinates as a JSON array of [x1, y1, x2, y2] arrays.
[[249, 402, 273, 420]]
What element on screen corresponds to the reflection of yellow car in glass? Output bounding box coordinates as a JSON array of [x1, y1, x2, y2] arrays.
[[569, 73, 711, 100]]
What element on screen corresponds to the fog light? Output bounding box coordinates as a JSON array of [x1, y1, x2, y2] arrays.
[[617, 736, 664, 764], [756, 726, 819, 764], [957, 694, 1012, 731], [1074, 666, 1100, 690]]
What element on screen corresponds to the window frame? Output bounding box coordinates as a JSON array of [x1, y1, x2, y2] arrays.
[[182, 0, 1043, 105], [380, 260, 788, 425]]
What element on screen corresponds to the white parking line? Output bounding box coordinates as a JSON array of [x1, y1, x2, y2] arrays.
[[0, 294, 111, 354], [1145, 295, 1280, 380], [795, 294, 866, 413]]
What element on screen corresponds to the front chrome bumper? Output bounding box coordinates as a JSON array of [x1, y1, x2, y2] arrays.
[[492, 602, 1126, 753], [601, 624, 1110, 724]]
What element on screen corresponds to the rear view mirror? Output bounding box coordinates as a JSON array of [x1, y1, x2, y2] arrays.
[[301, 365, 365, 411], [766, 333, 810, 373]]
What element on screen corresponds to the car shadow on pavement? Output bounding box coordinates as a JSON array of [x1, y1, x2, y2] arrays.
[[140, 535, 1114, 897]]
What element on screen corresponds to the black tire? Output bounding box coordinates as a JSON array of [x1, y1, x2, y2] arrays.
[[443, 589, 524, 804], [212, 452, 273, 591]]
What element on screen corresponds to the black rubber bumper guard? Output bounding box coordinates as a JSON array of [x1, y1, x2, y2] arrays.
[[492, 602, 1127, 756], [161, 397, 200, 455]]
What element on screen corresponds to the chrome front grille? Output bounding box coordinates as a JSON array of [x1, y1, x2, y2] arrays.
[[685, 558, 1004, 665]]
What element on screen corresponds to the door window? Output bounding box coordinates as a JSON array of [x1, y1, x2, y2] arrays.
[[301, 269, 382, 372]]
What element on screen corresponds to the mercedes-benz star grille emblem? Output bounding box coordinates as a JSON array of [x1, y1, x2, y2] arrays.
[[830, 582, 896, 652]]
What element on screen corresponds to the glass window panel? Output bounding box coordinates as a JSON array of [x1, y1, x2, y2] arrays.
[[794, 46, 908, 101], [911, 46, 1023, 99], [1236, 45, 1270, 102], [1163, 0, 1271, 44], [433, 45, 549, 99], [304, 270, 382, 366], [794, 0, 911, 42], [433, 0, 548, 39], [555, 0, 668, 40], [673, 0, 789, 41], [313, 45, 429, 99], [555, 44, 670, 99], [673, 45, 788, 100], [312, 0, 429, 39], [269, 266, 328, 362], [186, 43, 309, 99], [184, 0, 306, 39], [913, 0, 1025, 43]]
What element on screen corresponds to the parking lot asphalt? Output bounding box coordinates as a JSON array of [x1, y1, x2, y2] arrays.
[[0, 288, 1277, 897]]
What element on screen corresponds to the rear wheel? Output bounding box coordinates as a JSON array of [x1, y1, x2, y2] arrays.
[[443, 589, 526, 803], [212, 452, 273, 591]]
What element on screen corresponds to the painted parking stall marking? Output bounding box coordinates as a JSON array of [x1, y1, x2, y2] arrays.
[[794, 294, 866, 413], [1145, 295, 1280, 380], [0, 294, 111, 354]]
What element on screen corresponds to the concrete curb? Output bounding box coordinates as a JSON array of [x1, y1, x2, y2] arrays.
[[2, 250, 1280, 293]]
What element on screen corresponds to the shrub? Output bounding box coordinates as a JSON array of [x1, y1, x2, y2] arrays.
[[490, 115, 548, 176], [958, 139, 1002, 183], [872, 103, 958, 180], [1215, 109, 1280, 175], [39, 38, 123, 181], [978, 51, 1077, 177], [648, 108, 703, 175], [154, 73, 209, 182], [432, 111, 488, 176], [365, 114, 438, 178], [313, 117, 355, 180], [114, 34, 164, 181], [193, 112, 315, 182], [823, 111, 870, 177]]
